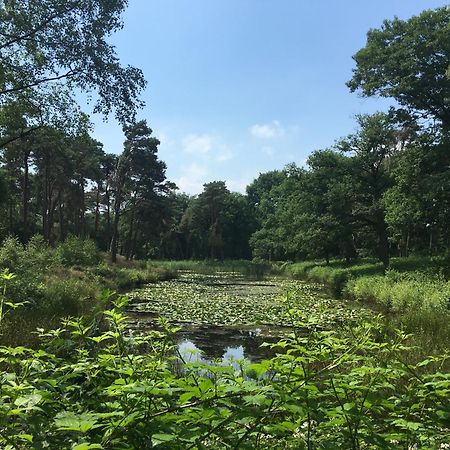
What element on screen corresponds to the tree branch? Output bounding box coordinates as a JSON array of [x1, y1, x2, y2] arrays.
[[0, 126, 42, 148], [0, 69, 80, 96]]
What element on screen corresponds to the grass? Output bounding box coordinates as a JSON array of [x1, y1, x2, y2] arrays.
[[282, 256, 450, 354]]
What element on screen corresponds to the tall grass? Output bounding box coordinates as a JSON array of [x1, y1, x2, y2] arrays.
[[283, 256, 450, 351]]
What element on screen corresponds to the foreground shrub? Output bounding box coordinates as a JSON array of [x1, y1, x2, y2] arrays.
[[42, 278, 98, 315], [0, 294, 448, 449], [0, 236, 55, 303]]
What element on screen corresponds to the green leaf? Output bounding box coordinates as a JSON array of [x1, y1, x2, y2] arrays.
[[15, 434, 33, 443], [14, 394, 42, 409], [151, 434, 176, 446], [72, 444, 103, 450], [54, 412, 99, 433]]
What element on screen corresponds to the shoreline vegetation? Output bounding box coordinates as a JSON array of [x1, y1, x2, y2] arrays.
[[1, 251, 449, 448], [150, 257, 450, 353], [0, 236, 177, 346], [1, 232, 448, 350]]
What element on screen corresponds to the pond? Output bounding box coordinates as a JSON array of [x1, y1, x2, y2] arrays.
[[126, 271, 371, 363]]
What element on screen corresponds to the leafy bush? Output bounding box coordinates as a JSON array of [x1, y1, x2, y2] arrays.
[[0, 296, 448, 449], [0, 236, 53, 303], [42, 278, 98, 315], [56, 235, 101, 267]]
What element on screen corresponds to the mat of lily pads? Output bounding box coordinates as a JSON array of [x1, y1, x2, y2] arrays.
[[127, 271, 371, 327]]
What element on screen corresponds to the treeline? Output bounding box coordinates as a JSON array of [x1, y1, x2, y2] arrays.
[[0, 123, 257, 260], [249, 114, 450, 266], [0, 5, 449, 267], [248, 6, 450, 267]]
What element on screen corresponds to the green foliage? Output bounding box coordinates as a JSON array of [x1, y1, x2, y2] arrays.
[[283, 257, 450, 353], [348, 6, 450, 128], [287, 259, 384, 296], [346, 271, 450, 312], [0, 293, 448, 449], [43, 277, 98, 315], [0, 0, 146, 124], [56, 235, 101, 267], [177, 182, 256, 260], [0, 236, 54, 302], [0, 236, 177, 345]]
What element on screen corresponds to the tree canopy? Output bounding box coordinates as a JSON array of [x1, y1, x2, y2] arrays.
[[348, 7, 450, 129], [0, 0, 146, 125]]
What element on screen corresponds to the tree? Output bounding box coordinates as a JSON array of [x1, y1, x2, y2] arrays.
[[384, 132, 450, 256], [348, 7, 450, 129], [248, 167, 295, 261], [194, 181, 229, 260], [222, 192, 257, 259], [0, 0, 146, 126], [293, 151, 355, 263], [246, 170, 285, 220], [110, 120, 168, 262], [338, 113, 397, 267]]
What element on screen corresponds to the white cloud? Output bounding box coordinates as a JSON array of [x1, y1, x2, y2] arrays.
[[262, 146, 275, 156], [156, 131, 174, 147], [182, 134, 213, 154], [175, 163, 208, 195], [216, 148, 233, 162], [249, 120, 285, 139]]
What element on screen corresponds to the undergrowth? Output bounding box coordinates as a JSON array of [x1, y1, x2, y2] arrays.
[[0, 236, 176, 346], [0, 289, 448, 449], [284, 257, 450, 352]]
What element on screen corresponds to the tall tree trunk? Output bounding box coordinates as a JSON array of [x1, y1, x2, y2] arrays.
[[377, 219, 390, 269], [59, 200, 65, 241], [22, 150, 30, 243], [405, 228, 410, 257], [105, 186, 111, 242], [42, 165, 49, 242], [125, 201, 135, 260], [79, 181, 85, 236], [131, 224, 139, 260], [429, 227, 433, 256], [110, 186, 122, 263], [94, 183, 101, 236], [8, 196, 13, 234]]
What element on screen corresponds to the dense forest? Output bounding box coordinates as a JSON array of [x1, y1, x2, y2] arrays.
[[0, 2, 450, 449]]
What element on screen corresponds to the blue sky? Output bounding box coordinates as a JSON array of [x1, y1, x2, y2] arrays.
[[87, 0, 447, 195]]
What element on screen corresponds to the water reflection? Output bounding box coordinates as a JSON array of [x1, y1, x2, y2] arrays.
[[178, 340, 244, 364], [175, 324, 282, 363]]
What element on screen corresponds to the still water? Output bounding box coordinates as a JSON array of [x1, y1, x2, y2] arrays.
[[126, 271, 368, 363]]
